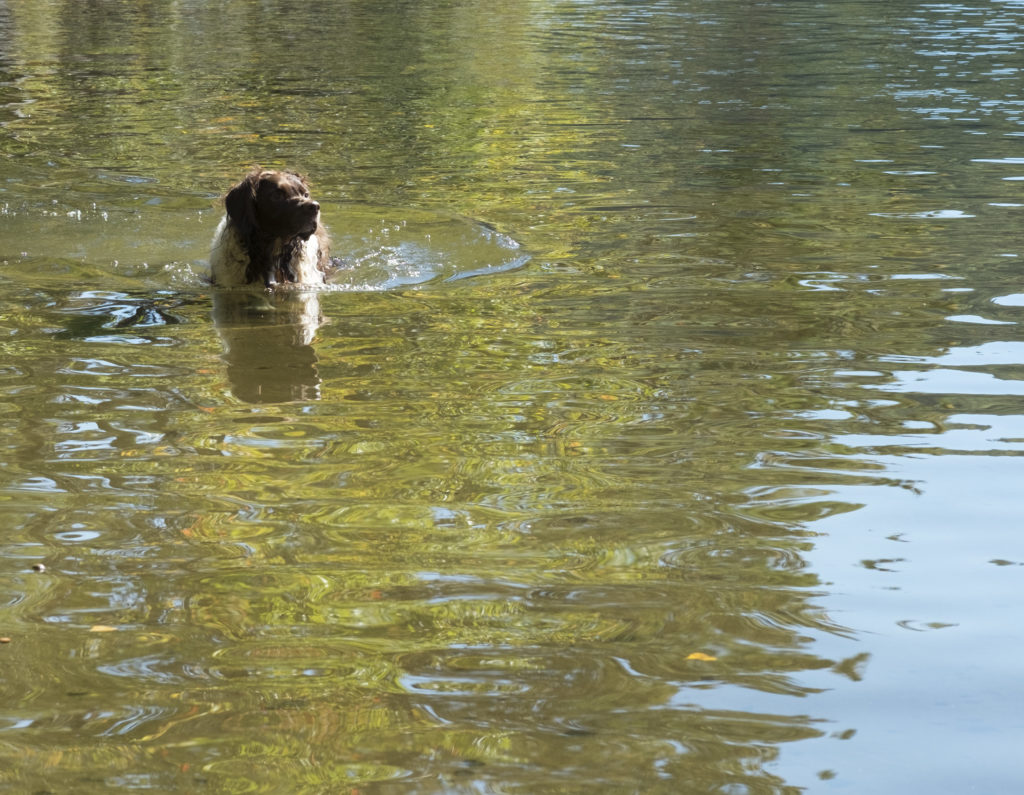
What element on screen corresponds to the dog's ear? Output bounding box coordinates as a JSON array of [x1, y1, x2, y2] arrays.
[[224, 172, 259, 230], [224, 171, 268, 283]]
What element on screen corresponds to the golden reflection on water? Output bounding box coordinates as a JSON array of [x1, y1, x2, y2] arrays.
[[2, 0, 1024, 792]]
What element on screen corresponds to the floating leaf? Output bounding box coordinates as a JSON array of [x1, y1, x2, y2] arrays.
[[685, 652, 717, 661], [89, 625, 118, 633]]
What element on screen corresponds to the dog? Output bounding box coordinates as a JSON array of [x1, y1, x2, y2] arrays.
[[209, 169, 332, 401], [209, 169, 331, 287]]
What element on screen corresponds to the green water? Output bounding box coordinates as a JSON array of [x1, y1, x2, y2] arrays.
[[2, 1, 1024, 792]]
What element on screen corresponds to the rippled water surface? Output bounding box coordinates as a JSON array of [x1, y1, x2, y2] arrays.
[[3, 1, 1024, 792]]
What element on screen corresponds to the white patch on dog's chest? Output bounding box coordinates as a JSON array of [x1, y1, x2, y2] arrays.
[[289, 238, 322, 284], [208, 216, 323, 286]]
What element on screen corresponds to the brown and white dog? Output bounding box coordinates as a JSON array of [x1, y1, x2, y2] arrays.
[[209, 170, 332, 402], [209, 169, 331, 287]]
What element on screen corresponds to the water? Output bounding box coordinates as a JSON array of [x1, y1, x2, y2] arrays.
[[2, 0, 1023, 791]]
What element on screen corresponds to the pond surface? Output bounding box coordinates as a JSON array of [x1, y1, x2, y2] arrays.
[[2, 0, 1024, 791]]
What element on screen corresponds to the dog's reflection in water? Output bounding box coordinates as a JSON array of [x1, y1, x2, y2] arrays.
[[212, 287, 323, 403]]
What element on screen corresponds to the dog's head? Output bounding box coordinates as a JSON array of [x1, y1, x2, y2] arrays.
[[224, 169, 321, 284]]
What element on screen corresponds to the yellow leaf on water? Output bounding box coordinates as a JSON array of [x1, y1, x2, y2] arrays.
[[89, 625, 118, 633], [686, 652, 717, 661]]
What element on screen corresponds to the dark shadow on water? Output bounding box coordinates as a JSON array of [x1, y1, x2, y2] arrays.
[[51, 290, 188, 340], [212, 288, 323, 403]]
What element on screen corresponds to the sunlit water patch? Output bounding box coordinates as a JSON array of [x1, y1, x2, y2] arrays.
[[2, 196, 529, 294]]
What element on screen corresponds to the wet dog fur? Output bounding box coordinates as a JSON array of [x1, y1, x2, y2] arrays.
[[209, 169, 331, 287]]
